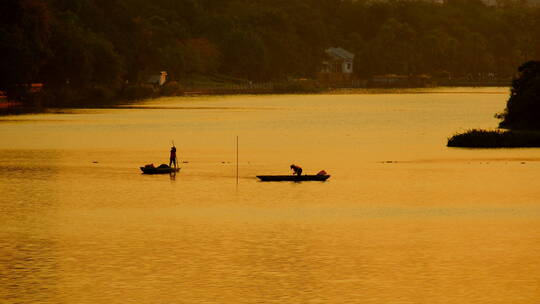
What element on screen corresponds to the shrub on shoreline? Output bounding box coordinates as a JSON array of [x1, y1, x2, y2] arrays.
[[447, 129, 540, 148], [448, 61, 540, 148]]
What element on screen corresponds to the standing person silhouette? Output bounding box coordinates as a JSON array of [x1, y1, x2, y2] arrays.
[[169, 145, 177, 168]]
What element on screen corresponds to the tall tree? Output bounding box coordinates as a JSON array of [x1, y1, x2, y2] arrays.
[[499, 61, 540, 129]]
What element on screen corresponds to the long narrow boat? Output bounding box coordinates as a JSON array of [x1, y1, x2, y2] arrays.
[[256, 174, 330, 182], [140, 166, 180, 174]]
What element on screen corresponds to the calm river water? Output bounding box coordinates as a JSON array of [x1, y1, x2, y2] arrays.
[[1, 88, 539, 304]]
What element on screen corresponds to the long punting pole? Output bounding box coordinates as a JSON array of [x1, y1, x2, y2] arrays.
[[236, 136, 239, 186]]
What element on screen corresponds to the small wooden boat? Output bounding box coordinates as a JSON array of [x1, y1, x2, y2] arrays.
[[256, 174, 330, 182], [140, 164, 180, 174]]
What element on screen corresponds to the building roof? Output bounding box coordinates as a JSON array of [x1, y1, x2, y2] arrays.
[[326, 47, 354, 60]]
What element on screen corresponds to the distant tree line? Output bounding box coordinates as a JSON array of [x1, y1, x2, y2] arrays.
[[1, 0, 540, 106]]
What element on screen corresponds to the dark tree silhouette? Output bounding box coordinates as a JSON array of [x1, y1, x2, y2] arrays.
[[0, 0, 50, 103], [499, 61, 540, 130]]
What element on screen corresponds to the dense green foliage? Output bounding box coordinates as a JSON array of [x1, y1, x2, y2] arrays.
[[447, 129, 540, 147], [498, 60, 540, 129], [2, 0, 540, 106]]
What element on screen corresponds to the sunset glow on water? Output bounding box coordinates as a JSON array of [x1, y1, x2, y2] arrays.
[[1, 88, 540, 304]]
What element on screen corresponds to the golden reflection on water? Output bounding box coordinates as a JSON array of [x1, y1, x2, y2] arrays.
[[1, 88, 540, 303]]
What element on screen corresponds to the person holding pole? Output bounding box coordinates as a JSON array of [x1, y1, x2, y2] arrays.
[[169, 145, 177, 168]]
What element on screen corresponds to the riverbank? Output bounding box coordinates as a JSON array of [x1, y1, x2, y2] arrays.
[[0, 77, 327, 115], [447, 129, 540, 148], [1, 80, 510, 116]]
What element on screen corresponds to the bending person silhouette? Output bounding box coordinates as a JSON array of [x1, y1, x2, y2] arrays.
[[290, 164, 302, 176]]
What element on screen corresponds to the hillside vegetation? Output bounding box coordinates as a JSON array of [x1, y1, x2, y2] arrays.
[[2, 0, 540, 106]]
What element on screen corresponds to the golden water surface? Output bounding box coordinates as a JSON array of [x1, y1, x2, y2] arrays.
[[1, 88, 539, 303]]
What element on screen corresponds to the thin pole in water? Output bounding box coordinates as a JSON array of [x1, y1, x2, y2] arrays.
[[236, 136, 239, 186], [172, 140, 177, 169]]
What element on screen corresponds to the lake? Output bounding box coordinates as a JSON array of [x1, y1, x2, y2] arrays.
[[1, 88, 539, 304]]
